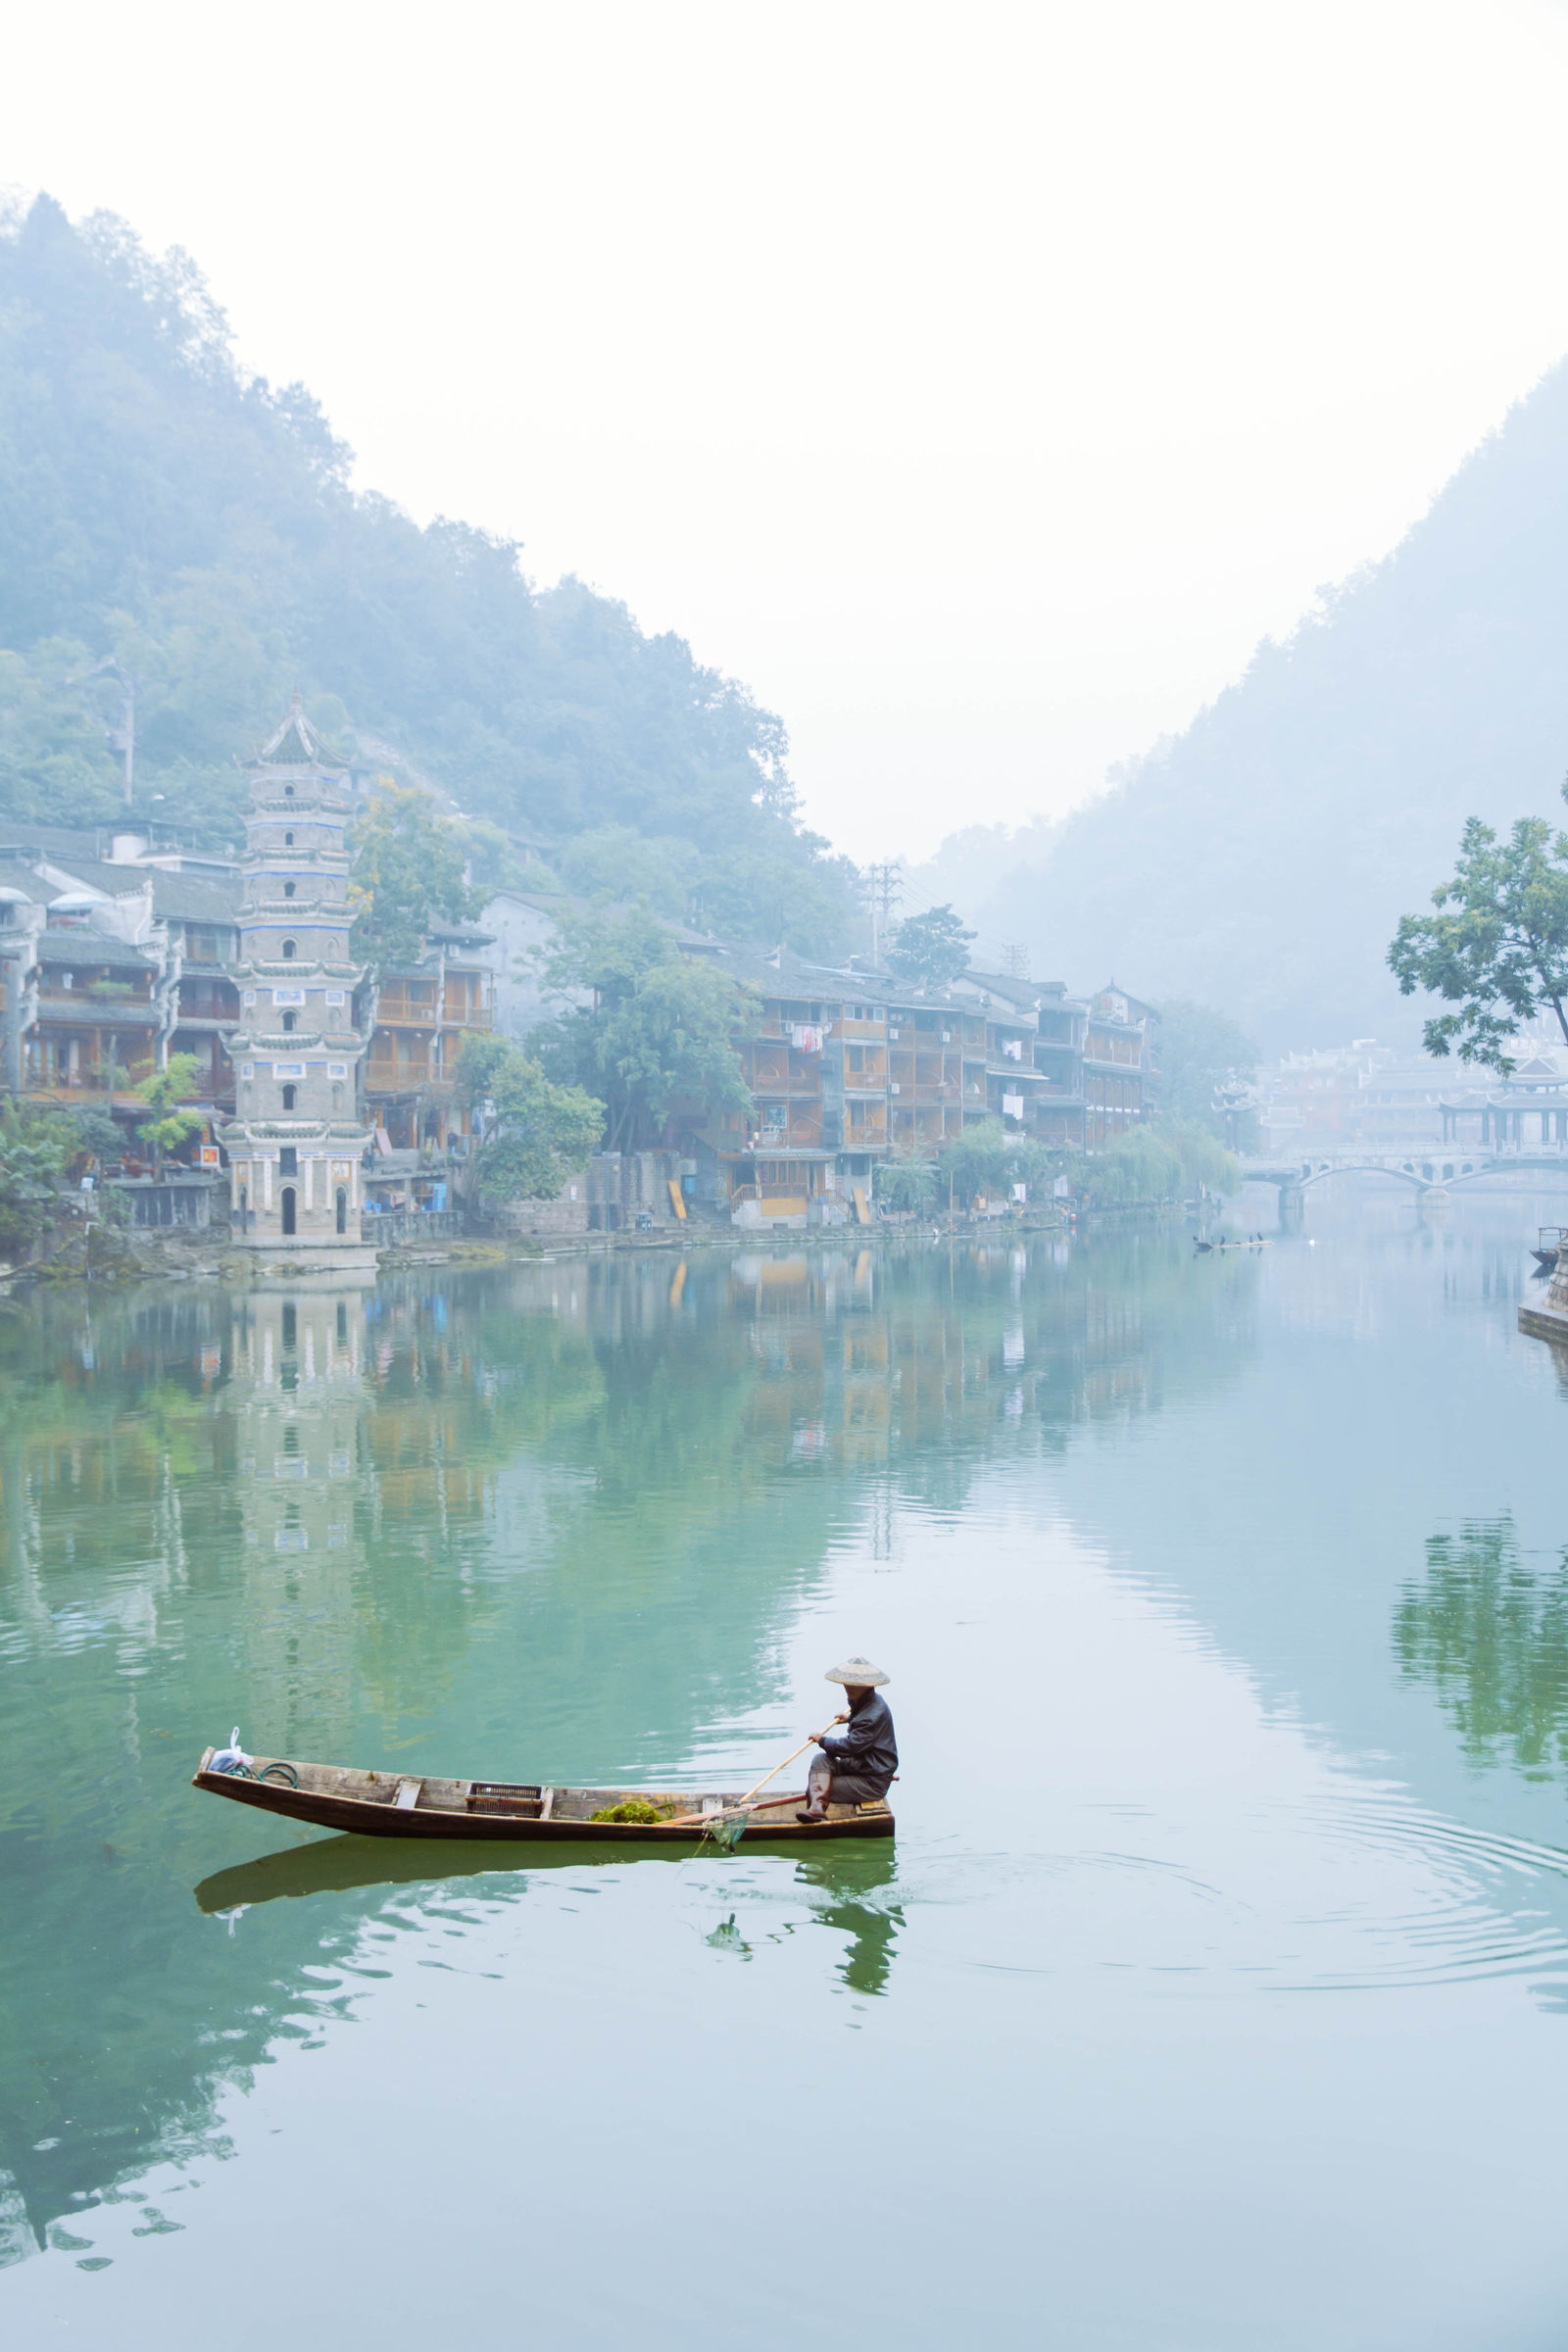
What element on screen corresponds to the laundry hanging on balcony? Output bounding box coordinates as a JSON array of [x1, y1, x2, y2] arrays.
[[790, 1023, 825, 1053]]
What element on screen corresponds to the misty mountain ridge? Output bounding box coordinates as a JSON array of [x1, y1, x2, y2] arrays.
[[921, 361, 1568, 1052], [0, 195, 858, 955]]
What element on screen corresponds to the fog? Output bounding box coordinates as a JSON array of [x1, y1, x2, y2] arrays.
[[5, 1, 1568, 862]]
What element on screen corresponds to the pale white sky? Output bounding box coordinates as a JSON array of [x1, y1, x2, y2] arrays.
[[6, 0, 1568, 861]]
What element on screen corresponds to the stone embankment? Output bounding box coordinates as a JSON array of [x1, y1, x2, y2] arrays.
[[0, 1199, 1075, 1295]]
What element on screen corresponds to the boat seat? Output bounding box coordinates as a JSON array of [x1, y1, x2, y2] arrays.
[[394, 1777, 422, 1811]]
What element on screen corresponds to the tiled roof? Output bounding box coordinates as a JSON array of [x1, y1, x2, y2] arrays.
[[145, 871, 243, 921], [34, 932, 161, 970]]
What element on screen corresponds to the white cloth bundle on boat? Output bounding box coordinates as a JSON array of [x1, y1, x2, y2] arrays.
[[210, 1727, 252, 1776]]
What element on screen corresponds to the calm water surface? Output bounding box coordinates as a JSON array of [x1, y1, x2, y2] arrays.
[[6, 1199, 1568, 2347]]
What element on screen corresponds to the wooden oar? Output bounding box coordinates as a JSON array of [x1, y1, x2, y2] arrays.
[[662, 1727, 832, 1831]]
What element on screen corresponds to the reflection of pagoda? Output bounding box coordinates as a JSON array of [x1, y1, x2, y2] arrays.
[[228, 1288, 370, 1751], [218, 700, 375, 1268]]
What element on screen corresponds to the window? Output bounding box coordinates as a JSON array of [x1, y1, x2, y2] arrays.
[[279, 1147, 298, 1176], [283, 881, 296, 900], [327, 1062, 347, 1080], [282, 940, 296, 959], [273, 1061, 306, 1079], [282, 1011, 296, 1034], [284, 785, 295, 799], [240, 1063, 254, 1081], [281, 1085, 296, 1111], [324, 991, 345, 1007], [280, 1186, 296, 1236], [284, 831, 294, 847], [336, 1187, 347, 1236]]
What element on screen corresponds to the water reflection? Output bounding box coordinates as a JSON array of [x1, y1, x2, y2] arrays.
[[1394, 1516, 1568, 1783], [796, 1848, 905, 1996], [3, 1236, 1221, 2258]]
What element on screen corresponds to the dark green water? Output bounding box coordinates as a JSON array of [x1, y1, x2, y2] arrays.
[[6, 1201, 1568, 2347]]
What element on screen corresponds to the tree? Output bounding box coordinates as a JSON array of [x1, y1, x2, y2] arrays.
[[1389, 807, 1568, 1071], [454, 1034, 603, 1201], [1157, 999, 1259, 1144], [133, 1052, 205, 1175], [348, 781, 480, 971], [558, 826, 697, 919], [886, 904, 975, 993], [874, 1150, 937, 1215], [537, 909, 756, 1151], [939, 1117, 1051, 1207], [1066, 1119, 1238, 1207], [0, 196, 859, 961], [0, 1099, 78, 1252]]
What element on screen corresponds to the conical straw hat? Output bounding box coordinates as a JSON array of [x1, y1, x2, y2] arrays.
[[824, 1655, 890, 1687]]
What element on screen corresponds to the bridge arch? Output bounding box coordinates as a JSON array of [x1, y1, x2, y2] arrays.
[[1242, 1151, 1568, 1195]]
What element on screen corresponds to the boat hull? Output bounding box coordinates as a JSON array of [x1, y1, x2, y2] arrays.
[[193, 1752, 894, 1842]]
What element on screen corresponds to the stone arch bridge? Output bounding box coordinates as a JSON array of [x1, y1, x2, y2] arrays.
[[1241, 1150, 1568, 1198]]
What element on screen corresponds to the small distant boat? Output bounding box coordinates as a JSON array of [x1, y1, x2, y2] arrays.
[[1532, 1227, 1566, 1274], [193, 1750, 894, 1842]]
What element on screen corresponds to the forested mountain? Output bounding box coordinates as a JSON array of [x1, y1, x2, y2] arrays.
[[0, 195, 858, 953], [951, 362, 1568, 1050]]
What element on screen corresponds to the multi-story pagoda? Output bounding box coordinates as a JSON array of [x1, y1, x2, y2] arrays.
[[218, 699, 375, 1266]]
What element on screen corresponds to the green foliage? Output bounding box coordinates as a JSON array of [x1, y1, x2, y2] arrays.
[[692, 834, 862, 958], [133, 1052, 204, 1172], [1069, 1119, 1237, 1207], [0, 640, 124, 824], [348, 781, 480, 970], [939, 1117, 1051, 1205], [1394, 1517, 1568, 1782], [886, 903, 975, 993], [1157, 999, 1259, 1140], [0, 194, 856, 956], [0, 1099, 79, 1250], [874, 1151, 938, 1213], [537, 908, 756, 1151], [65, 1107, 124, 1166], [558, 825, 697, 918], [1389, 808, 1568, 1071], [454, 1033, 603, 1201], [460, 819, 557, 901]]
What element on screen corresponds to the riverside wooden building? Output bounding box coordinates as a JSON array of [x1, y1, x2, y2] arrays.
[[0, 705, 1154, 1233], [671, 948, 1159, 1226]]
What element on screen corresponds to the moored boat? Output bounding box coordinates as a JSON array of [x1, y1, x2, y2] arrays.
[[192, 1749, 894, 1841]]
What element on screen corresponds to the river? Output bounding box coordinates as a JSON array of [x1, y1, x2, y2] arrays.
[[5, 1193, 1568, 2348]]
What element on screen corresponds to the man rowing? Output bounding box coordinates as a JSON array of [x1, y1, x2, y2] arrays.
[[798, 1655, 898, 1823]]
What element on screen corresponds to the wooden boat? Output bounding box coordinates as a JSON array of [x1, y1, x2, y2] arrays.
[[193, 1749, 894, 1842], [1532, 1226, 1566, 1273]]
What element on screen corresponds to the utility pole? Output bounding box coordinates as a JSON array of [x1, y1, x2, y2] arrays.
[[862, 861, 902, 967], [1000, 942, 1029, 980]]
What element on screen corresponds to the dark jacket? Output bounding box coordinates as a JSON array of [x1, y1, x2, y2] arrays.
[[821, 1688, 898, 1793]]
